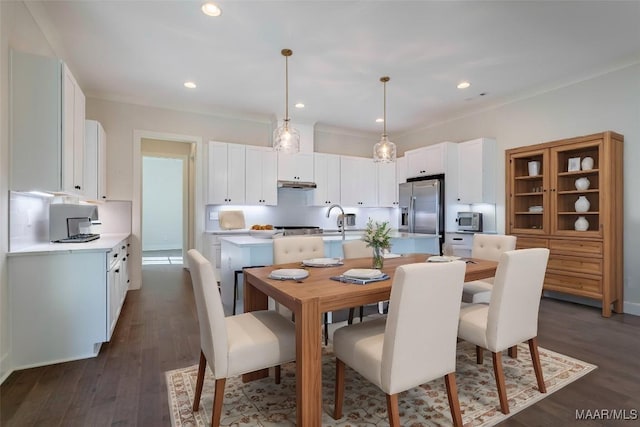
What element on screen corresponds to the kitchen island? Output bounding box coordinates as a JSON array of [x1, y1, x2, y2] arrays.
[[218, 231, 440, 312]]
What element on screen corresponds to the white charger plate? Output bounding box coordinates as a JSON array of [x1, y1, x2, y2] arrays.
[[269, 269, 309, 280], [302, 257, 343, 267], [427, 256, 461, 263], [342, 269, 385, 279]]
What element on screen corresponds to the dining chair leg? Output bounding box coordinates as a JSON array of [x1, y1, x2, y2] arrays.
[[444, 372, 464, 427], [211, 378, 226, 427], [333, 359, 345, 420], [324, 313, 329, 346], [386, 393, 401, 427], [274, 365, 281, 384], [347, 308, 355, 325], [508, 345, 518, 359], [359, 305, 364, 322], [492, 351, 510, 414], [528, 337, 547, 393], [193, 350, 206, 411], [476, 346, 483, 364]]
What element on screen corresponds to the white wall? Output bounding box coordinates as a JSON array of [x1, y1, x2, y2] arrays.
[[397, 63, 640, 312], [142, 157, 183, 251]]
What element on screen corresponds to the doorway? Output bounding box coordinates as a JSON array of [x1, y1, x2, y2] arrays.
[[141, 138, 195, 266]]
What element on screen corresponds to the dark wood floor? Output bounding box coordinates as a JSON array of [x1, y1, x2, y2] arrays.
[[1, 264, 639, 426]]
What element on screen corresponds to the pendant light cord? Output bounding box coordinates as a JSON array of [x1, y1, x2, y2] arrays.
[[282, 49, 293, 123], [381, 76, 390, 138]]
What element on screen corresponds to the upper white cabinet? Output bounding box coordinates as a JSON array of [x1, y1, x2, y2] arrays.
[[377, 161, 397, 207], [84, 120, 108, 200], [313, 153, 341, 206], [62, 64, 86, 194], [340, 156, 376, 207], [277, 152, 314, 182], [208, 142, 246, 205], [245, 146, 277, 205], [457, 138, 496, 204], [9, 50, 85, 194], [405, 143, 446, 178]]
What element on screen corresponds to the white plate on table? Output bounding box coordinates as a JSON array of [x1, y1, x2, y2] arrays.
[[302, 257, 344, 267], [268, 269, 309, 280], [427, 255, 461, 263], [342, 269, 385, 279]]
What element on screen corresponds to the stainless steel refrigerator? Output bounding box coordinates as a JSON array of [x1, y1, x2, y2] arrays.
[[399, 175, 445, 251]]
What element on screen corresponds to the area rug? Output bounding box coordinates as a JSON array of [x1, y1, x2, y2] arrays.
[[166, 341, 596, 426]]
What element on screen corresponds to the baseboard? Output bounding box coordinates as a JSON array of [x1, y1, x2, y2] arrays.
[[623, 301, 640, 316], [544, 291, 638, 316], [0, 351, 12, 385]]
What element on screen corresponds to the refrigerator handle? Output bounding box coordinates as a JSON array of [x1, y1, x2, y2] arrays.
[[434, 190, 440, 237], [409, 196, 415, 233]]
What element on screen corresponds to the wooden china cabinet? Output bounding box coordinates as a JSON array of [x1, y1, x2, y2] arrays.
[[506, 131, 623, 317]]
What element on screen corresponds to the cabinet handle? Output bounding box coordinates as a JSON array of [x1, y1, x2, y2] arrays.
[[115, 269, 120, 273], [121, 245, 126, 249], [113, 253, 118, 258], [453, 238, 463, 241], [102, 196, 107, 199]]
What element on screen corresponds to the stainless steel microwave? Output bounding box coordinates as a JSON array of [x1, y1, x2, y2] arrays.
[[457, 212, 483, 232]]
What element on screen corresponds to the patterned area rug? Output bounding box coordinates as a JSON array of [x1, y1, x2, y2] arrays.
[[166, 341, 596, 426]]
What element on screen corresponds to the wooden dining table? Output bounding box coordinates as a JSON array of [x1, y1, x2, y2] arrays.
[[242, 253, 498, 426]]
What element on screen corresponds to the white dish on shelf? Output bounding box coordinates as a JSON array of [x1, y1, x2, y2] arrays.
[[249, 229, 278, 239], [528, 205, 543, 213], [302, 257, 343, 267], [268, 269, 309, 280], [427, 255, 461, 263], [342, 269, 385, 279]]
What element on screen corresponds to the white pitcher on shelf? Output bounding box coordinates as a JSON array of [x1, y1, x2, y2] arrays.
[[581, 157, 594, 170], [575, 216, 589, 231]]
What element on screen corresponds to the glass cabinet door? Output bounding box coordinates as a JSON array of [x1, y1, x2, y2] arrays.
[[550, 139, 602, 237], [507, 148, 549, 235]]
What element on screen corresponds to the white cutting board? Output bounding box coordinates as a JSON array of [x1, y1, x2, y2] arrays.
[[218, 210, 246, 230]]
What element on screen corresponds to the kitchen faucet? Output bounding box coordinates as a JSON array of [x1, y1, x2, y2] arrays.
[[326, 204, 345, 241]]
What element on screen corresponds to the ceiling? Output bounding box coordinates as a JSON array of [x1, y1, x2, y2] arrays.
[[26, 0, 640, 136]]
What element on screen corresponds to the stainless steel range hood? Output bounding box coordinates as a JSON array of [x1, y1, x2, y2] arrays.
[[277, 180, 317, 190]]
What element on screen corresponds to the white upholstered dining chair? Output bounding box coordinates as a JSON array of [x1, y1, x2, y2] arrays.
[[461, 234, 517, 303], [333, 262, 466, 427], [187, 250, 296, 427], [272, 235, 332, 344], [457, 248, 550, 414]]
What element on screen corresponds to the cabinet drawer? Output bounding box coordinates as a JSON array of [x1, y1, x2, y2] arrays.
[[549, 239, 602, 256], [548, 255, 602, 276], [544, 272, 602, 296], [516, 236, 548, 249]]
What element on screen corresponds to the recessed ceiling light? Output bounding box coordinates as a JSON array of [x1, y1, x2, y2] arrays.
[[376, 118, 384, 123], [201, 2, 222, 17], [295, 103, 305, 109], [184, 81, 197, 89], [457, 81, 471, 89]]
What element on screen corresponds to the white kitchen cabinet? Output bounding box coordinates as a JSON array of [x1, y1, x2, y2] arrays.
[[62, 64, 86, 194], [208, 141, 246, 205], [8, 236, 130, 369], [313, 153, 341, 206], [84, 120, 108, 200], [9, 50, 85, 194], [377, 161, 397, 207], [457, 138, 496, 204], [340, 156, 376, 207], [396, 156, 407, 186], [405, 143, 446, 179], [277, 152, 314, 182], [245, 146, 278, 205]]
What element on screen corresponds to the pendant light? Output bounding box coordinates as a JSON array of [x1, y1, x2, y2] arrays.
[[373, 76, 396, 163], [273, 49, 300, 154]]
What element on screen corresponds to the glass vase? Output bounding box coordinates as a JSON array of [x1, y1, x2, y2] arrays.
[[372, 246, 384, 269]]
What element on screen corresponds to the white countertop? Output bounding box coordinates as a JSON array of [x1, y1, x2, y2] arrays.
[[205, 229, 251, 234], [8, 233, 131, 256], [220, 231, 439, 247]]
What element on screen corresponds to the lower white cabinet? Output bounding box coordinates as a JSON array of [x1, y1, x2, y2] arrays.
[[9, 236, 130, 369]]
